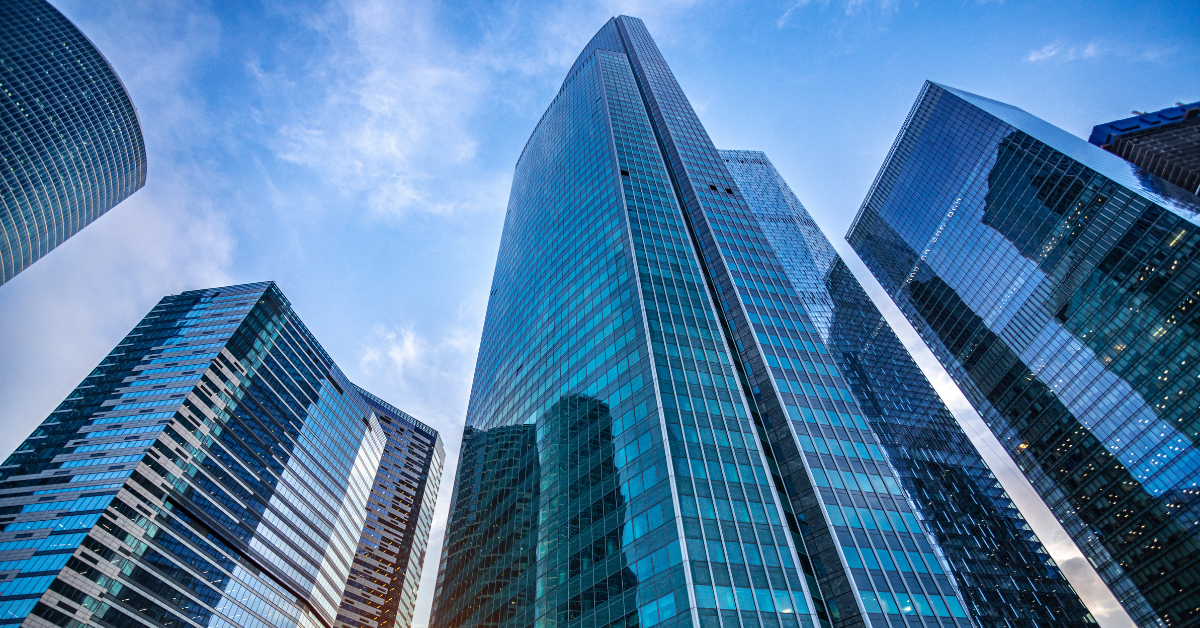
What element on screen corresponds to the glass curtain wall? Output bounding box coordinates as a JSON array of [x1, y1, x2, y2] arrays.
[[848, 81, 1200, 628]]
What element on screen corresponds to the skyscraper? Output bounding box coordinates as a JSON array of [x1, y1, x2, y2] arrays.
[[336, 388, 444, 628], [1088, 101, 1199, 195], [0, 0, 148, 286], [0, 281, 440, 628], [432, 17, 1057, 628], [721, 149, 1092, 628], [848, 81, 1200, 628]]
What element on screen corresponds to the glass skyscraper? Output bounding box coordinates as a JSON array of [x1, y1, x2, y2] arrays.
[[848, 81, 1200, 628], [0, 281, 441, 628], [432, 17, 1074, 628], [721, 149, 1092, 628], [0, 0, 147, 285], [336, 388, 444, 628]]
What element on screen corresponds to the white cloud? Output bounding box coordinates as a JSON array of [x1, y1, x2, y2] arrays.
[[354, 317, 481, 628], [1024, 40, 1100, 63], [0, 166, 234, 463], [252, 0, 484, 219], [778, 0, 902, 28], [0, 0, 236, 459], [252, 0, 705, 222]]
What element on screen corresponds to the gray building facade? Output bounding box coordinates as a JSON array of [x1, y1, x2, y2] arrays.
[[1088, 101, 1199, 196], [336, 388, 444, 628]]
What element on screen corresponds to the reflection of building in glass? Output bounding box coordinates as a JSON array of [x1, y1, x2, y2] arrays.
[[337, 388, 444, 628], [0, 282, 437, 628], [849, 81, 1200, 628], [1089, 101, 1199, 195], [430, 423, 539, 628], [0, 0, 147, 285], [433, 17, 991, 628], [722, 149, 1093, 628]]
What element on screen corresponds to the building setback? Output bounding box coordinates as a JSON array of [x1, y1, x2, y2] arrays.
[[0, 281, 440, 628], [336, 388, 444, 628], [848, 81, 1200, 628], [1088, 101, 1200, 196], [427, 17, 1066, 628], [0, 0, 147, 285], [720, 149, 1092, 628]]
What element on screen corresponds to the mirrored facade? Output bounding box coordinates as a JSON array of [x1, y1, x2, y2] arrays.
[[848, 81, 1200, 628], [722, 149, 1093, 628], [433, 17, 1003, 628], [0, 0, 147, 285], [0, 282, 438, 628]]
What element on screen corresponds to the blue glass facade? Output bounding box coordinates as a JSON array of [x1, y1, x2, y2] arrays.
[[0, 282, 438, 628], [431, 18, 822, 628], [721, 149, 1093, 628], [0, 0, 147, 285], [433, 17, 985, 628], [848, 81, 1200, 628]]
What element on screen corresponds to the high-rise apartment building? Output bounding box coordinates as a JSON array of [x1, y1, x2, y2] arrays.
[[0, 0, 147, 285], [432, 17, 1080, 628], [721, 149, 1092, 628], [1088, 101, 1200, 195], [848, 81, 1200, 628], [336, 388, 444, 628], [0, 282, 441, 628]]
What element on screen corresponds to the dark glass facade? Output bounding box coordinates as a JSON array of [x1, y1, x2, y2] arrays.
[[721, 149, 1093, 628], [0, 0, 147, 285], [336, 388, 444, 628], [0, 282, 438, 628], [848, 81, 1200, 628], [433, 17, 985, 628]]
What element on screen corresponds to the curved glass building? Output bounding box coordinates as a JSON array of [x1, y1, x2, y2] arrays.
[[0, 0, 147, 285]]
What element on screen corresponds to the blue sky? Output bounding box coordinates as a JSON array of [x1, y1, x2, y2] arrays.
[[2, 1, 1197, 626]]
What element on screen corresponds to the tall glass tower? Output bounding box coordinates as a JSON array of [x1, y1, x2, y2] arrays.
[[432, 17, 1071, 628], [0, 282, 440, 628], [721, 149, 1092, 628], [0, 0, 147, 285], [848, 81, 1200, 628]]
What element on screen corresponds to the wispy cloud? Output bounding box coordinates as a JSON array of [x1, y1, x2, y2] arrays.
[[1024, 41, 1100, 63], [778, 0, 902, 28], [354, 316, 481, 628], [250, 1, 485, 219], [0, 0, 236, 461], [1024, 39, 1181, 66]]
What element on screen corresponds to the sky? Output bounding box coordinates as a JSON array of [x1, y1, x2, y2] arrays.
[[1, 0, 1197, 627]]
